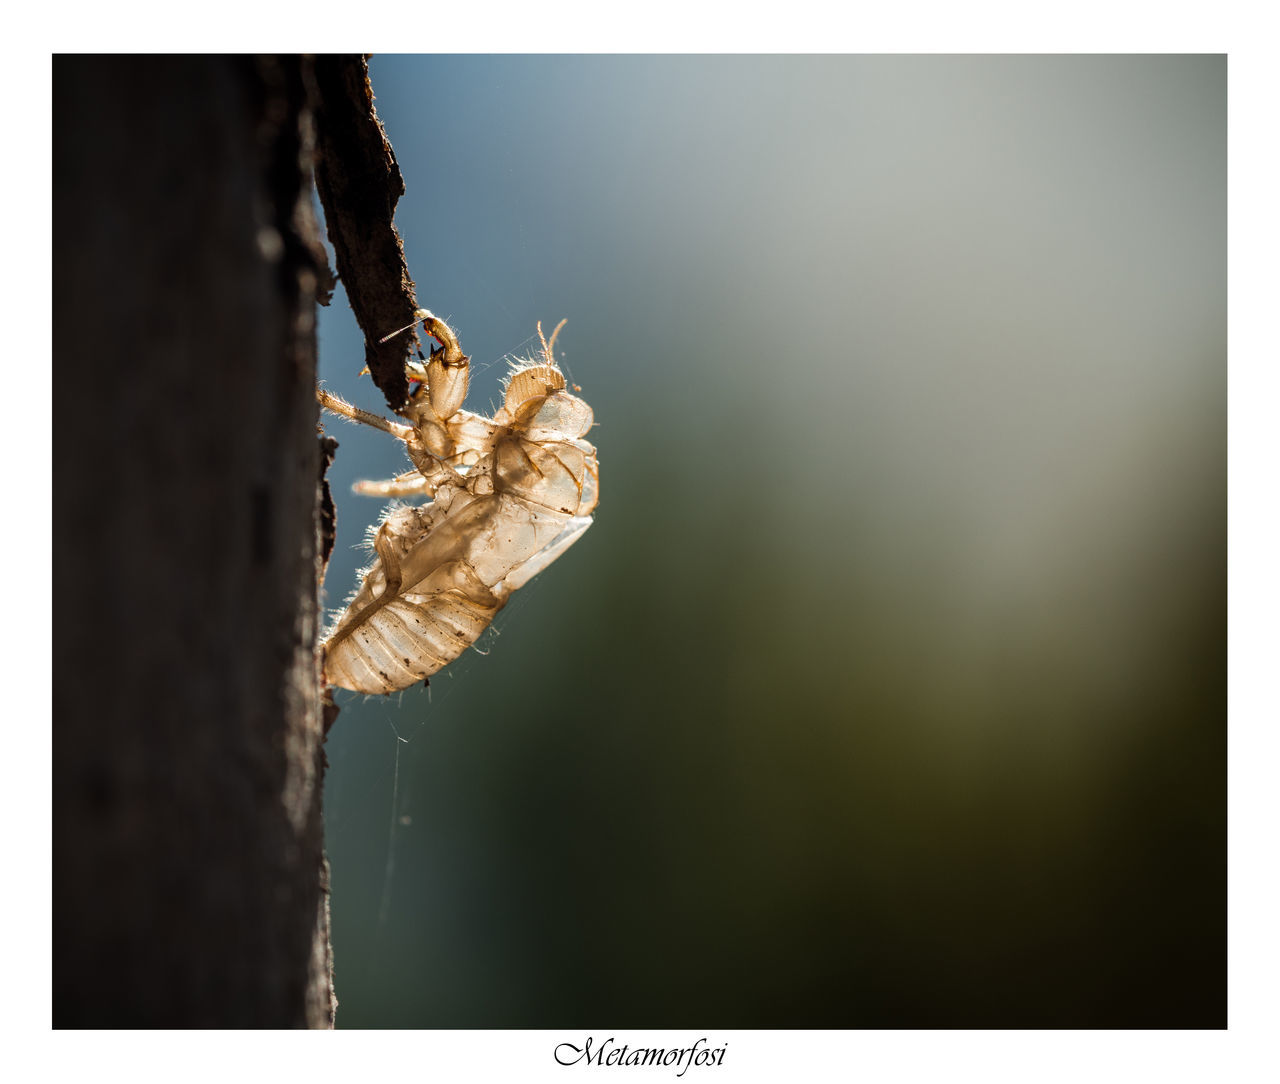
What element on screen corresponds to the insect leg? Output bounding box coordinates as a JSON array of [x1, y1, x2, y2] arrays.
[[416, 311, 471, 423], [319, 387, 468, 500], [316, 387, 413, 441], [352, 471, 434, 499]]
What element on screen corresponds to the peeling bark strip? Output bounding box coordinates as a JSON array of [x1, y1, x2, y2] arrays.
[[312, 55, 421, 410], [318, 434, 340, 571], [53, 55, 335, 1027]]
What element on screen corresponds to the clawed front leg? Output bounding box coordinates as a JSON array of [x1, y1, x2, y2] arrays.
[[411, 309, 471, 423]]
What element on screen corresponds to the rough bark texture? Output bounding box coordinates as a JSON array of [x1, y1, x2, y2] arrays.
[[53, 55, 336, 1027], [312, 55, 422, 410]]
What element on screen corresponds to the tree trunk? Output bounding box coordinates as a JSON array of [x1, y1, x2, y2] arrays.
[[53, 55, 336, 1027]]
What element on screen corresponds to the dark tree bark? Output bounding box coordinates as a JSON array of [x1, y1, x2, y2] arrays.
[[54, 55, 336, 1027], [312, 55, 423, 409]]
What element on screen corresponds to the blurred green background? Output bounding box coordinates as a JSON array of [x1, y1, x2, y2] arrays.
[[317, 55, 1224, 1028]]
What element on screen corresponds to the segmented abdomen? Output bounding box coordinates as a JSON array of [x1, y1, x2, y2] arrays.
[[323, 579, 501, 694], [322, 429, 597, 694]]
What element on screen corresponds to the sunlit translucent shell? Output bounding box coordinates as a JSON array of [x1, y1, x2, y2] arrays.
[[323, 386, 598, 694]]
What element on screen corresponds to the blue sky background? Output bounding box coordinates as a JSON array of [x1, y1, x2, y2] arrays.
[[315, 55, 1224, 1027]]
